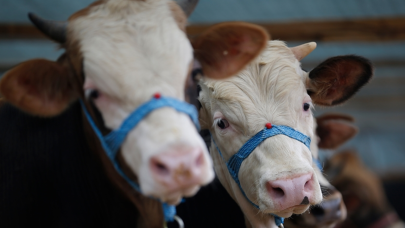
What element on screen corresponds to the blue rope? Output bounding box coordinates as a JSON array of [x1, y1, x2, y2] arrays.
[[80, 95, 199, 222], [313, 157, 323, 171], [211, 124, 312, 227]]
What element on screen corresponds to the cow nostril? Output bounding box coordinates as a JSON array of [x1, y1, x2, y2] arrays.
[[304, 175, 313, 191], [272, 187, 285, 198], [266, 182, 285, 199], [151, 159, 170, 176]]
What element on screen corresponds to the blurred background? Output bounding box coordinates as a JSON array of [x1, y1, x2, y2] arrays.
[[1, 0, 404, 218]]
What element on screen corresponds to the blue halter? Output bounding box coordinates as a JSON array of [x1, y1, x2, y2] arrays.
[[80, 94, 200, 222], [211, 124, 312, 228]]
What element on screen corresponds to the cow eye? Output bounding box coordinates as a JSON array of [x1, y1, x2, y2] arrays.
[[303, 103, 310, 111], [216, 119, 229, 129], [85, 89, 100, 100]]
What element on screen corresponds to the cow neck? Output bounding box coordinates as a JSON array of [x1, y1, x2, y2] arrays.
[[79, 94, 199, 223], [210, 124, 312, 228]]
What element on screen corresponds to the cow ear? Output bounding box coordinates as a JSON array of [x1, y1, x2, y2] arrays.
[[307, 55, 373, 106], [0, 59, 79, 116], [192, 22, 269, 79], [316, 114, 358, 149]]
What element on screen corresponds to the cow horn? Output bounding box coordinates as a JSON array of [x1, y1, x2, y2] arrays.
[[28, 13, 67, 44], [174, 0, 199, 17], [290, 42, 317, 61]]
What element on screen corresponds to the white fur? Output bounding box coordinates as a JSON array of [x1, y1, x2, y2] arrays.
[[199, 41, 323, 227], [70, 0, 214, 203]]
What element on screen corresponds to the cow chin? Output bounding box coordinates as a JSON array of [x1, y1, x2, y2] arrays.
[[269, 205, 310, 218], [138, 164, 207, 205]]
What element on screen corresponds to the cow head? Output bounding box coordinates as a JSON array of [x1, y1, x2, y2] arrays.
[[198, 40, 372, 226], [0, 0, 269, 205], [286, 113, 358, 228], [325, 150, 401, 228]]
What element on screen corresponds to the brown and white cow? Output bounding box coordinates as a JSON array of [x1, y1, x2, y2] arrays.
[[325, 150, 405, 228], [0, 0, 269, 218], [198, 41, 372, 227]]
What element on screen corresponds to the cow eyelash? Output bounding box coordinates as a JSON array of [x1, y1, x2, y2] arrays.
[[213, 118, 230, 130]]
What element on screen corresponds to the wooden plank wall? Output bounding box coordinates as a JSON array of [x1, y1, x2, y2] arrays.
[[1, 17, 405, 41]]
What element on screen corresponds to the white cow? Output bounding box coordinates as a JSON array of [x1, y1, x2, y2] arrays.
[[198, 41, 372, 227]]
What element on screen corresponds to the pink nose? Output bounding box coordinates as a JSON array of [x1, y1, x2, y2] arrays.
[[149, 147, 205, 190], [266, 173, 315, 211]]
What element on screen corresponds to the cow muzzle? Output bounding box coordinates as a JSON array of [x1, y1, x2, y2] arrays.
[[150, 147, 206, 194], [266, 173, 316, 212]]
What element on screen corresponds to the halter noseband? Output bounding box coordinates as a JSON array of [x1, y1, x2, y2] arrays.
[[80, 93, 200, 222], [211, 123, 312, 228]]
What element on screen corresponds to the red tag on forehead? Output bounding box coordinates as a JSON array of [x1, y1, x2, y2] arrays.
[[265, 123, 272, 129], [153, 93, 161, 99]]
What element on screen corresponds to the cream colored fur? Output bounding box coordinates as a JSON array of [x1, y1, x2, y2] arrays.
[[69, 0, 214, 204], [199, 41, 323, 227]]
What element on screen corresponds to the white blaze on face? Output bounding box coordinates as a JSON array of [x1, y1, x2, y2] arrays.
[[199, 41, 322, 221], [70, 0, 214, 204]]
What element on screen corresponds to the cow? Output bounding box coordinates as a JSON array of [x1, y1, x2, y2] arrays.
[[167, 113, 357, 228], [325, 150, 405, 228], [197, 40, 373, 227], [0, 0, 269, 227]]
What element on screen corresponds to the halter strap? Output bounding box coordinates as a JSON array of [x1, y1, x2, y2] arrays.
[[211, 124, 312, 227], [80, 95, 200, 222]]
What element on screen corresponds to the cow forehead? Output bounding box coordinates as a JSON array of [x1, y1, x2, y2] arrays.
[[200, 43, 306, 133], [69, 0, 192, 103]]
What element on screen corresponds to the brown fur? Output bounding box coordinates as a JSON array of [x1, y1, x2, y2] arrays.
[[325, 150, 402, 228], [316, 113, 358, 149], [192, 22, 269, 79], [0, 58, 79, 116], [327, 151, 388, 211], [316, 113, 355, 123], [68, 1, 105, 22], [308, 55, 373, 106]]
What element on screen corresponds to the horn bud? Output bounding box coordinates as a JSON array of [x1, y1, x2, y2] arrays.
[[290, 42, 317, 61], [28, 13, 67, 44]]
